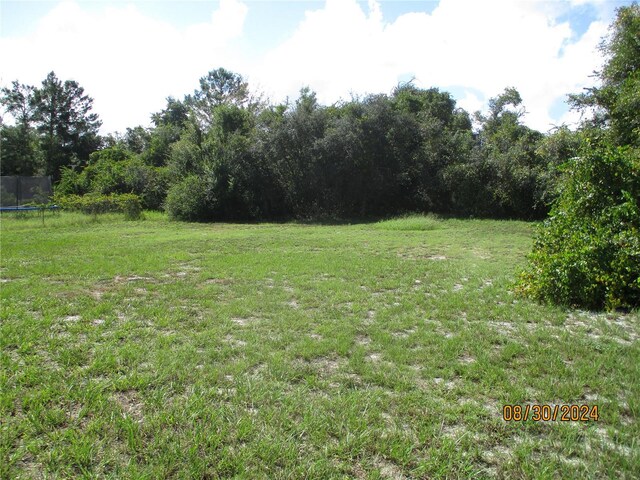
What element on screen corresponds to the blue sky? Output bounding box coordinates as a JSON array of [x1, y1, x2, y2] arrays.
[[0, 0, 632, 134]]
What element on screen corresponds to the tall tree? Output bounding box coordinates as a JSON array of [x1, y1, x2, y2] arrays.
[[0, 125, 43, 176], [151, 97, 189, 129], [185, 68, 255, 128], [392, 85, 474, 212], [143, 97, 189, 167], [32, 71, 102, 180], [569, 3, 640, 146], [0, 81, 35, 127], [0, 81, 43, 175], [475, 88, 545, 218]]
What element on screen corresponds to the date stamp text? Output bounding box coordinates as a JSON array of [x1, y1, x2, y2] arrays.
[[502, 404, 599, 422]]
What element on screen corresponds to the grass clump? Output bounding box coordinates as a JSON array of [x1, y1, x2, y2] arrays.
[[372, 213, 442, 231]]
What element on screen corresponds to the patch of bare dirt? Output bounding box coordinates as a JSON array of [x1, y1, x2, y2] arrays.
[[205, 278, 232, 285], [90, 289, 105, 300], [459, 354, 476, 365], [373, 458, 407, 479], [482, 444, 513, 465], [112, 390, 144, 423], [248, 363, 267, 379], [396, 245, 448, 260], [115, 275, 153, 283], [15, 455, 43, 478], [231, 316, 260, 326], [486, 321, 516, 334], [308, 356, 344, 376], [367, 353, 382, 362], [225, 335, 247, 348], [589, 427, 633, 456], [441, 422, 468, 441], [392, 327, 417, 339], [428, 376, 458, 391], [363, 309, 376, 324]]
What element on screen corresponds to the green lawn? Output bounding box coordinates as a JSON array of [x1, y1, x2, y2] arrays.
[[1, 212, 638, 479]]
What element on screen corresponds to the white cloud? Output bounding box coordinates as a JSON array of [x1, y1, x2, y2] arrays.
[[253, 0, 394, 105], [187, 0, 248, 47], [1, 0, 610, 133], [457, 90, 484, 117], [252, 0, 608, 132], [0, 0, 249, 133]]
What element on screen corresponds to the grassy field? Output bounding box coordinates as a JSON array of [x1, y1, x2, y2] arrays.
[[1, 212, 638, 479]]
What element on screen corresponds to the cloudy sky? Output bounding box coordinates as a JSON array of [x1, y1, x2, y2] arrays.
[[0, 0, 631, 134]]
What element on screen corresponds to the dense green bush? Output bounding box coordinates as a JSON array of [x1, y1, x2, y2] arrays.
[[518, 5, 640, 310], [55, 147, 170, 210], [517, 143, 640, 310], [56, 167, 89, 196], [165, 175, 212, 222], [54, 192, 142, 220], [122, 163, 171, 210]]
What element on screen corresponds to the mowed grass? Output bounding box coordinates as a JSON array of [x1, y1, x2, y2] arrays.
[[1, 212, 638, 479]]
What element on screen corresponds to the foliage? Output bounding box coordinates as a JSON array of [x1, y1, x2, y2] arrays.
[[519, 4, 640, 310], [444, 88, 549, 219], [0, 72, 101, 181], [1, 82, 43, 176], [165, 175, 213, 222], [0, 68, 575, 222], [569, 3, 640, 147], [185, 68, 254, 129], [123, 126, 152, 154], [517, 143, 640, 309], [140, 97, 190, 167], [54, 192, 142, 220], [122, 162, 171, 211], [55, 146, 170, 210], [534, 126, 582, 206], [0, 124, 44, 176], [159, 81, 564, 222], [0, 81, 35, 125], [32, 72, 102, 180]]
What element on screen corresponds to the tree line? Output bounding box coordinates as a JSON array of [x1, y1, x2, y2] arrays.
[[1, 68, 576, 221]]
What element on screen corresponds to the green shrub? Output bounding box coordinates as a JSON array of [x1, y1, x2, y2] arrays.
[[55, 193, 142, 220], [55, 167, 88, 195], [516, 143, 640, 310], [55, 147, 170, 210], [123, 163, 171, 210], [165, 175, 212, 222]]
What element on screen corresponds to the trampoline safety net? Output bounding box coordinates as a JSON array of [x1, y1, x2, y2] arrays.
[[0, 176, 53, 207]]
